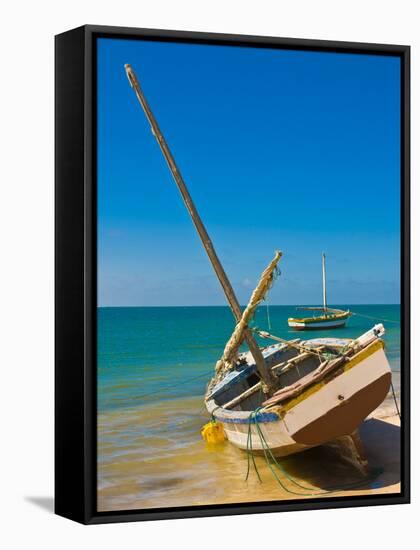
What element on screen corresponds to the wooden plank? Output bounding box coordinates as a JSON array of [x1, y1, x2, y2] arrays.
[[223, 382, 262, 410]]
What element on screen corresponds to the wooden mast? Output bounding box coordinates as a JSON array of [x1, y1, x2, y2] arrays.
[[322, 252, 327, 313], [124, 64, 276, 392]]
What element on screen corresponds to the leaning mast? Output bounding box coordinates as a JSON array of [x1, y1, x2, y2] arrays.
[[124, 64, 276, 392]]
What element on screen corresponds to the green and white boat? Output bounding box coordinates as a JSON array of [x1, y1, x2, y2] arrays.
[[288, 253, 351, 330]]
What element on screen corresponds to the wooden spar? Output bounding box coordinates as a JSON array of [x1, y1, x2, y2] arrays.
[[124, 64, 276, 392], [322, 252, 327, 313]]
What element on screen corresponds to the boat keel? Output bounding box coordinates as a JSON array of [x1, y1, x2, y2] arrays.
[[334, 430, 369, 477]]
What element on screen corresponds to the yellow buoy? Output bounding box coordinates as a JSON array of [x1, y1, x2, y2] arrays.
[[201, 420, 226, 444]]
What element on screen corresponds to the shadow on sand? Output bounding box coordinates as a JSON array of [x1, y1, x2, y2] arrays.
[[278, 418, 400, 492]]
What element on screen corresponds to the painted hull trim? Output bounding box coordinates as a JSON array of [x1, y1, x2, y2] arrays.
[[288, 320, 347, 330], [288, 310, 351, 331]]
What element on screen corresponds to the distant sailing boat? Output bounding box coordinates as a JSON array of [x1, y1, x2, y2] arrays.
[[288, 253, 351, 330]]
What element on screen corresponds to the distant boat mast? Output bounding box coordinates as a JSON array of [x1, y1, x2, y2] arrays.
[[322, 252, 327, 313], [124, 64, 276, 392]]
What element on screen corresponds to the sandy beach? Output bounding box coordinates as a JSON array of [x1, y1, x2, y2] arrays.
[[97, 391, 401, 512]]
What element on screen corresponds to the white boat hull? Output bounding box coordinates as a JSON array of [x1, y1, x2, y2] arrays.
[[288, 309, 351, 330], [222, 418, 309, 457], [288, 319, 347, 330]]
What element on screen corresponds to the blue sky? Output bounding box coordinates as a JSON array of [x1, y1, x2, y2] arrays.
[[97, 38, 401, 307]]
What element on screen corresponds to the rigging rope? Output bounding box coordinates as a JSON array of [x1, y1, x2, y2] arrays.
[[390, 380, 401, 420], [129, 370, 214, 402], [352, 312, 400, 324], [266, 300, 272, 331], [245, 415, 262, 483], [251, 327, 328, 361], [245, 409, 384, 495]]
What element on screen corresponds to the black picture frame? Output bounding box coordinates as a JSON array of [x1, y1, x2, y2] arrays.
[[55, 24, 410, 524]]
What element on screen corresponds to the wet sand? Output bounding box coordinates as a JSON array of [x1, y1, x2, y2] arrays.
[[97, 389, 401, 512]]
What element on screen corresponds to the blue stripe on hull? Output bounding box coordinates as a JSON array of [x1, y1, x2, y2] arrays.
[[213, 411, 279, 424]]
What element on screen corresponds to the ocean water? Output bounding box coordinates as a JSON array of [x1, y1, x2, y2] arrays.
[[97, 304, 401, 511], [98, 304, 400, 413]]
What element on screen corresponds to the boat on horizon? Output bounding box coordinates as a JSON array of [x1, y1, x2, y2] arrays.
[[288, 253, 351, 330]]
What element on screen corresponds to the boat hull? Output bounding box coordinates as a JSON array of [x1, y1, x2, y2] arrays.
[[288, 309, 351, 331], [283, 345, 391, 446], [221, 419, 310, 457], [207, 341, 391, 457], [288, 319, 347, 330]]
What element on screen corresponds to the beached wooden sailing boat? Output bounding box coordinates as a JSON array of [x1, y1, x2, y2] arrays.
[[288, 253, 351, 330], [125, 65, 392, 473], [204, 252, 391, 470]]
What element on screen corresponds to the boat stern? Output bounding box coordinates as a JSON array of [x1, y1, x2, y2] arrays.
[[278, 339, 391, 446]]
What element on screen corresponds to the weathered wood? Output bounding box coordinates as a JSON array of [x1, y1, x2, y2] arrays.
[[334, 430, 369, 476], [223, 382, 262, 410], [125, 64, 276, 392]]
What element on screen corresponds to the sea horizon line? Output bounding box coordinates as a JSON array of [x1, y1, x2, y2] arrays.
[[98, 303, 401, 309]]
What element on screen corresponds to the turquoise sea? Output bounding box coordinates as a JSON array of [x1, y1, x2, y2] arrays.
[[97, 304, 401, 511], [98, 304, 400, 414]]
